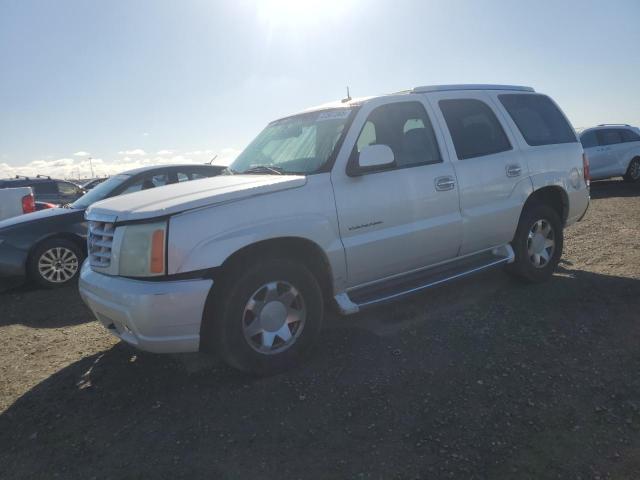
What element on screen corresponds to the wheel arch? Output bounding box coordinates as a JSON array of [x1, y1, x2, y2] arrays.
[[522, 185, 569, 225], [218, 236, 335, 302], [27, 232, 86, 268]]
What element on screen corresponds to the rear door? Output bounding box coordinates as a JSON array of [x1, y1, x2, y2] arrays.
[[427, 91, 529, 255], [331, 97, 462, 287]]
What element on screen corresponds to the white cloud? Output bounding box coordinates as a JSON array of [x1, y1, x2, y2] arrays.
[[156, 149, 174, 155], [74, 151, 90, 156], [118, 149, 146, 156], [0, 147, 242, 179]]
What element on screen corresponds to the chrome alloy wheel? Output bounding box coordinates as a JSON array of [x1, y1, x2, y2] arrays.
[[629, 159, 640, 180], [527, 219, 555, 268], [38, 247, 79, 283], [242, 281, 306, 355]]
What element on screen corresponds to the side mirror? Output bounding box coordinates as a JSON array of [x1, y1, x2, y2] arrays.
[[354, 144, 395, 174]]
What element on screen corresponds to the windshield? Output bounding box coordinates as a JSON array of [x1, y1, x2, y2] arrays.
[[229, 108, 354, 175], [70, 174, 130, 209]]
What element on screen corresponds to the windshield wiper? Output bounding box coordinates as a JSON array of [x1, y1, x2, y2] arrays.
[[242, 165, 286, 175]]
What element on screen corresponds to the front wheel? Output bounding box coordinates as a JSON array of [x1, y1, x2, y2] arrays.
[[506, 203, 563, 283], [204, 258, 324, 375], [28, 238, 84, 288], [623, 158, 640, 183]]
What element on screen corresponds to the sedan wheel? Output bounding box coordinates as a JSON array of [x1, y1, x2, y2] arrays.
[[38, 247, 79, 284]]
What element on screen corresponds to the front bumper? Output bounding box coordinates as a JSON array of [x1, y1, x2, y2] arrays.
[[79, 261, 213, 353]]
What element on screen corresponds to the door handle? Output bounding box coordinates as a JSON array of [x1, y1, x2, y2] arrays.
[[506, 164, 522, 177], [435, 176, 455, 191]]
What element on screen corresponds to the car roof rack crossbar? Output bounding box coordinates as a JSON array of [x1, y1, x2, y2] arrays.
[[597, 123, 630, 127], [411, 84, 535, 94]]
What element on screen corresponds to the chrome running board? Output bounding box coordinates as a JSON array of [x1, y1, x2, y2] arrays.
[[334, 245, 514, 314]]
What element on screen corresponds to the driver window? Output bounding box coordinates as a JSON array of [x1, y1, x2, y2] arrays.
[[353, 102, 442, 169]]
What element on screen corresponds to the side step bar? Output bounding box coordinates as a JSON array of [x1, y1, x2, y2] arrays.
[[334, 245, 514, 315]]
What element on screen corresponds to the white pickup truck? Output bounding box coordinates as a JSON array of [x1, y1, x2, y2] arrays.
[[80, 84, 590, 374], [0, 187, 35, 221]]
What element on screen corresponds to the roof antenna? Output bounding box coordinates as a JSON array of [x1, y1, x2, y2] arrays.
[[341, 86, 352, 103], [207, 154, 218, 165]]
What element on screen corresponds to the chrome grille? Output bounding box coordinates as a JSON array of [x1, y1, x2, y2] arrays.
[[88, 221, 115, 268]]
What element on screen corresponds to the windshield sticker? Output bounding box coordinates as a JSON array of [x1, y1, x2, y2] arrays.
[[316, 109, 352, 122]]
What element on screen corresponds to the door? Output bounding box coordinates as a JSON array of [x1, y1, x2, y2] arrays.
[[580, 130, 608, 179], [592, 129, 622, 178], [331, 98, 462, 288], [427, 92, 529, 255]]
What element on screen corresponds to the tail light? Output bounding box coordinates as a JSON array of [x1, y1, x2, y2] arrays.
[[582, 153, 590, 187], [21, 193, 36, 214]]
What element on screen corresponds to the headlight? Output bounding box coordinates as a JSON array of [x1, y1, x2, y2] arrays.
[[118, 221, 167, 277]]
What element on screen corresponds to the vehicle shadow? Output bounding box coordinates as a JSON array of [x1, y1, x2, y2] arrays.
[[0, 280, 92, 328], [2, 267, 640, 479], [590, 178, 640, 199]]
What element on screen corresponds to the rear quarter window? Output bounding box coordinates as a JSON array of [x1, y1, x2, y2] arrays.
[[499, 94, 577, 146], [580, 131, 598, 149]]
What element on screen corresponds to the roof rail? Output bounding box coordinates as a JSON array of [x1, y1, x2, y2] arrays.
[[412, 84, 535, 94], [597, 123, 630, 127], [36, 174, 51, 179], [14, 175, 30, 179]]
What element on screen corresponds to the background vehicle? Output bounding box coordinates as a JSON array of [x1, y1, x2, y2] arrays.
[[579, 124, 640, 182], [0, 187, 35, 221], [80, 85, 590, 375], [35, 201, 57, 211], [0, 176, 85, 205], [0, 163, 224, 288]]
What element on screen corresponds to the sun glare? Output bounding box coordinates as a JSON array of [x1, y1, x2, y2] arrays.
[[256, 0, 355, 28]]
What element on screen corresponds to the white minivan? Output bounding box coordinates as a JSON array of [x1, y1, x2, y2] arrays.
[[579, 124, 640, 182], [80, 84, 590, 374]]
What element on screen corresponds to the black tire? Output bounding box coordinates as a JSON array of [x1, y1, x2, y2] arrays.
[[623, 158, 640, 183], [506, 203, 563, 283], [203, 258, 324, 375], [28, 238, 84, 288]]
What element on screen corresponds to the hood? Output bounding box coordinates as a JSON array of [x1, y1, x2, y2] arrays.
[[0, 207, 80, 231], [86, 174, 307, 223]]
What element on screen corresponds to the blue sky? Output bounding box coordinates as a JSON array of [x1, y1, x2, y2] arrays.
[[1, 0, 639, 177]]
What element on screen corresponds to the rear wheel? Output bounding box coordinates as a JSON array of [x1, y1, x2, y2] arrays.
[[204, 258, 324, 375], [623, 158, 640, 183], [28, 238, 83, 288], [507, 203, 563, 283]]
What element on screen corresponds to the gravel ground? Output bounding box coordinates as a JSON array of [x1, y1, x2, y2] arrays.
[[1, 179, 639, 479]]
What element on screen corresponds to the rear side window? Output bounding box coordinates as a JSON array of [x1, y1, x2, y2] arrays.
[[439, 99, 511, 159], [620, 129, 640, 143], [580, 131, 598, 149], [499, 94, 576, 146], [598, 129, 623, 146]]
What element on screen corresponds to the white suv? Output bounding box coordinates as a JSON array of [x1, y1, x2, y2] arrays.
[[579, 124, 640, 182], [79, 84, 590, 374]]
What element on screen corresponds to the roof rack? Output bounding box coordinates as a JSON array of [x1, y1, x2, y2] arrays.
[[597, 123, 630, 127], [412, 84, 535, 94], [36, 174, 51, 179], [14, 175, 30, 179]]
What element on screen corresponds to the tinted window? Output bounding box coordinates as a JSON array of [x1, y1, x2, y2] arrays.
[[620, 129, 640, 143], [499, 94, 577, 146], [439, 99, 511, 159], [597, 129, 623, 146], [177, 172, 190, 182], [58, 181, 79, 196], [353, 102, 441, 169], [120, 172, 169, 195], [32, 181, 57, 194], [580, 131, 598, 149]]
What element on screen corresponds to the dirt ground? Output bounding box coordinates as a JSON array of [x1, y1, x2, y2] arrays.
[[1, 179, 639, 479]]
